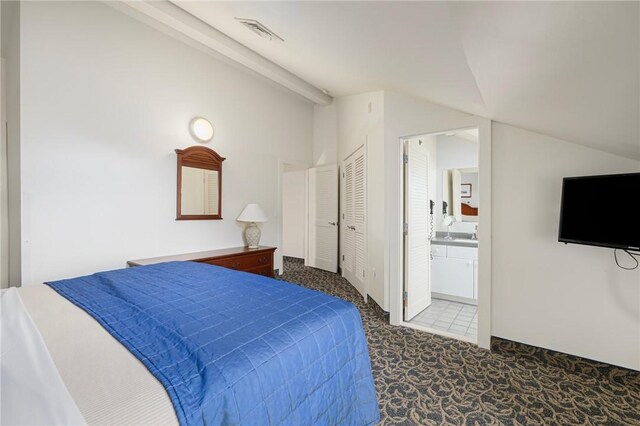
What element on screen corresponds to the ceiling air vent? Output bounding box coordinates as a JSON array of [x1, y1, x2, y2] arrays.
[[235, 18, 284, 42]]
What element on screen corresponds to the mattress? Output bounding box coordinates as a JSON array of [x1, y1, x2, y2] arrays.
[[17, 284, 178, 425], [5, 262, 379, 426], [45, 261, 379, 426]]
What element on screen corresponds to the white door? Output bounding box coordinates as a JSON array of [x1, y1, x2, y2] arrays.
[[342, 146, 366, 298], [404, 139, 432, 321], [308, 165, 339, 272]]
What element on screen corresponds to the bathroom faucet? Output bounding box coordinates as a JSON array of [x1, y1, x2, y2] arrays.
[[443, 215, 455, 240]]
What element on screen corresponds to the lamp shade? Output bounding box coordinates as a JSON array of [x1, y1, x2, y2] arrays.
[[237, 204, 268, 223]]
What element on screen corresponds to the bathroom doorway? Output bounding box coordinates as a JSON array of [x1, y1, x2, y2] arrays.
[[402, 127, 481, 344]]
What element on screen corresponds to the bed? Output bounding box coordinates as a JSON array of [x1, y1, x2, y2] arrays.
[[1, 261, 379, 426]]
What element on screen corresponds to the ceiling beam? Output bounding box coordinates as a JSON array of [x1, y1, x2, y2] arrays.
[[114, 0, 333, 105]]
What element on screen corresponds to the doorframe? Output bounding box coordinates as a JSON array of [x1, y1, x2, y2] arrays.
[[277, 159, 310, 275], [0, 58, 7, 289], [389, 116, 492, 349]]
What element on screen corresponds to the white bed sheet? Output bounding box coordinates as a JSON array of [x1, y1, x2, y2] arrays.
[[5, 285, 177, 426], [1, 287, 85, 425]]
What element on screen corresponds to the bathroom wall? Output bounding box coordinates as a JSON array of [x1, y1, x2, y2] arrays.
[[460, 171, 479, 211], [435, 134, 478, 233]]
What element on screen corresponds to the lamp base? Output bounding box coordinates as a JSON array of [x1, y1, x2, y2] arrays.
[[244, 222, 261, 249]]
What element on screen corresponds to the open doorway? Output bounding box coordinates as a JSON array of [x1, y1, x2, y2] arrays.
[[280, 163, 308, 274], [278, 161, 340, 276], [402, 127, 481, 344]]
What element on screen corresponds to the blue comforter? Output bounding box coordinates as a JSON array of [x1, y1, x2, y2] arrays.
[[46, 261, 379, 426]]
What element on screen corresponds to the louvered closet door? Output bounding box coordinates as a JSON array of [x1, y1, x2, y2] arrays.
[[353, 153, 366, 282], [343, 161, 355, 275], [404, 139, 432, 321], [342, 146, 366, 298], [308, 165, 339, 272]]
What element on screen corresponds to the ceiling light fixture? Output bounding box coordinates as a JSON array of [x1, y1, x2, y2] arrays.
[[235, 18, 284, 42]]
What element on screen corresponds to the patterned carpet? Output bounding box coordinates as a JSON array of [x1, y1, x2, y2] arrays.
[[279, 257, 640, 425]]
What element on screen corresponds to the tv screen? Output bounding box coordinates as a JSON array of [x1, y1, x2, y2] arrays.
[[559, 173, 640, 250]]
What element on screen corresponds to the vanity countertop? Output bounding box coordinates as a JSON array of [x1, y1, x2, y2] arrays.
[[431, 237, 478, 248]]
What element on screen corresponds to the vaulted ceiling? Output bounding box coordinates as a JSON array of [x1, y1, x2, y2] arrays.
[[172, 1, 639, 160]]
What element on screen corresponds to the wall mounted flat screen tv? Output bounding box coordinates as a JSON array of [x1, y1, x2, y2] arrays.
[[559, 173, 640, 250]]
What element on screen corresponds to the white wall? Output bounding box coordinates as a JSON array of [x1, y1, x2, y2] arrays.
[[324, 90, 472, 310], [0, 0, 20, 288], [282, 168, 306, 258], [460, 172, 478, 210], [0, 3, 4, 289], [314, 92, 389, 308], [19, 2, 313, 285], [492, 122, 640, 370], [335, 91, 385, 306], [384, 91, 471, 310], [313, 103, 337, 166], [325, 89, 639, 370], [436, 134, 478, 171]]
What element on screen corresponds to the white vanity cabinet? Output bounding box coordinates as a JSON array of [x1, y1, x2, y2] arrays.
[[431, 244, 478, 301], [473, 260, 478, 299], [431, 256, 449, 294]]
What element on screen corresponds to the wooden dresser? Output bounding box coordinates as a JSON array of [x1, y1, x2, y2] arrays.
[[127, 246, 276, 277]]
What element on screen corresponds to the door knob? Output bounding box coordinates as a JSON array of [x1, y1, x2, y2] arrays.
[[328, 221, 337, 226]]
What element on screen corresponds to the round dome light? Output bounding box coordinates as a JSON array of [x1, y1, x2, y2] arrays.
[[189, 117, 214, 143]]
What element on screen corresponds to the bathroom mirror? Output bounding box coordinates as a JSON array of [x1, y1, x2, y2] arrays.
[[442, 169, 462, 222], [176, 146, 225, 220], [460, 168, 479, 221], [442, 167, 478, 223]]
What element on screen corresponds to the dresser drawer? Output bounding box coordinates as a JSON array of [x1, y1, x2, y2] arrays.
[[128, 246, 276, 278], [206, 253, 272, 271], [246, 265, 274, 277]]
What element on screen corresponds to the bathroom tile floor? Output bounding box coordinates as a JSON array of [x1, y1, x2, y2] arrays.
[[408, 298, 478, 340]]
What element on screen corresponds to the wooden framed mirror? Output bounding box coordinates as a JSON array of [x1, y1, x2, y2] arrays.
[[176, 146, 225, 220]]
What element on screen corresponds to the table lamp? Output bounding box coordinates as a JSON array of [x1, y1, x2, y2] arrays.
[[237, 204, 268, 248]]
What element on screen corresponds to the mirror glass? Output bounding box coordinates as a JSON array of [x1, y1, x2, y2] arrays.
[[181, 166, 219, 215], [176, 146, 224, 220], [442, 167, 478, 223], [460, 168, 478, 221]]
